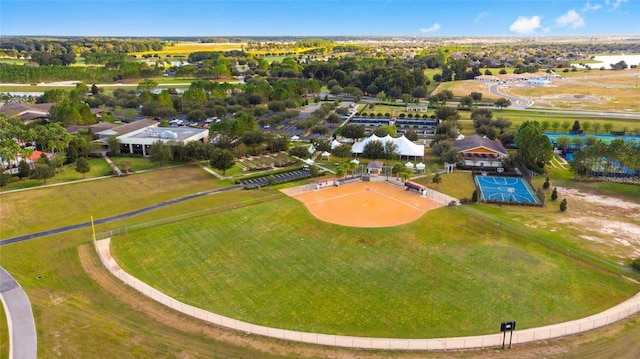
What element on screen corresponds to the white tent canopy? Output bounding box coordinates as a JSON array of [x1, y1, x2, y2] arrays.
[[405, 162, 414, 169], [416, 162, 426, 170], [330, 139, 342, 149], [350, 158, 360, 165], [351, 134, 424, 158], [321, 151, 331, 158]]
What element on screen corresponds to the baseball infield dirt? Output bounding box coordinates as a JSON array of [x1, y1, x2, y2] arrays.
[[282, 181, 442, 227]]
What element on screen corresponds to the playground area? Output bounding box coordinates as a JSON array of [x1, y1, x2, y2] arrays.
[[281, 181, 442, 227]]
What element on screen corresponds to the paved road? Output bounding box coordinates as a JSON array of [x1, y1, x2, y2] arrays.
[[488, 83, 534, 109], [0, 184, 242, 247], [0, 267, 37, 359]]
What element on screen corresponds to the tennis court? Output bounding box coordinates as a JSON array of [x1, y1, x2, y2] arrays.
[[475, 175, 541, 204]]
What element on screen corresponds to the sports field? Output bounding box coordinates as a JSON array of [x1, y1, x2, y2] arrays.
[[283, 182, 441, 227], [110, 193, 638, 338], [475, 176, 541, 204]]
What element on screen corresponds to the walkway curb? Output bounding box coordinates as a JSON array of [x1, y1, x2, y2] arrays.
[[96, 237, 640, 351], [0, 267, 37, 359]]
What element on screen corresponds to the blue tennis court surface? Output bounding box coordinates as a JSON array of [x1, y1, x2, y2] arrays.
[[475, 176, 541, 204]]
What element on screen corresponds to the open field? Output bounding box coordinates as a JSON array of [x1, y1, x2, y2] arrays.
[[0, 164, 221, 239], [455, 109, 640, 136], [110, 190, 637, 338], [433, 80, 502, 101], [1, 157, 112, 191], [131, 42, 243, 58], [1, 159, 640, 356]]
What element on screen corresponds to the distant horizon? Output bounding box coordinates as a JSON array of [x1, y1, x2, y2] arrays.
[[1, 0, 639, 38], [2, 34, 639, 40]]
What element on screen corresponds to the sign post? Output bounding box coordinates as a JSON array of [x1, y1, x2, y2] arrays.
[[500, 321, 516, 349]]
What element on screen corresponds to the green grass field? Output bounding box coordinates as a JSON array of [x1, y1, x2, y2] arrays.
[[110, 193, 637, 338], [0, 165, 221, 239], [1, 158, 639, 357], [0, 158, 112, 191]]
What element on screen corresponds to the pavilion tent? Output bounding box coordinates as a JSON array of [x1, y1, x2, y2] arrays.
[[351, 134, 424, 159]]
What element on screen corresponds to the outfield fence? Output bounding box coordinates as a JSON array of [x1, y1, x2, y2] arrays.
[[94, 237, 640, 350], [94, 193, 284, 241]]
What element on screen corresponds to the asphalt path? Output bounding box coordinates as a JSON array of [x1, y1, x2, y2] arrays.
[[0, 184, 242, 247], [0, 267, 37, 359], [488, 82, 534, 108]]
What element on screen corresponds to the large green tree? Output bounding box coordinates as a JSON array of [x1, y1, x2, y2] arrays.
[[514, 121, 553, 172], [75, 157, 91, 179], [148, 140, 171, 165], [209, 148, 235, 174]]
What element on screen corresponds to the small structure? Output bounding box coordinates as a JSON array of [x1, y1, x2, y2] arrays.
[[320, 151, 331, 160], [526, 78, 551, 86], [367, 160, 384, 175], [416, 162, 426, 173], [404, 181, 427, 196], [316, 177, 338, 189], [405, 105, 429, 113], [453, 135, 508, 169], [405, 162, 415, 171]]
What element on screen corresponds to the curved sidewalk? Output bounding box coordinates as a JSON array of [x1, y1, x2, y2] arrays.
[[0, 267, 37, 359], [96, 238, 640, 351]]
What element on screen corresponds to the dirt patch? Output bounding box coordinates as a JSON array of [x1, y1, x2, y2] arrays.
[[554, 186, 640, 259], [282, 181, 442, 227]]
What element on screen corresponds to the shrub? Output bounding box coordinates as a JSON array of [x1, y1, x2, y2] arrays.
[[543, 177, 550, 189], [472, 189, 478, 202], [560, 198, 567, 211], [551, 187, 558, 201], [632, 258, 640, 271]]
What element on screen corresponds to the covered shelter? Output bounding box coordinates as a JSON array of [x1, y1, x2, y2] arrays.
[[453, 135, 508, 169], [351, 134, 424, 159]]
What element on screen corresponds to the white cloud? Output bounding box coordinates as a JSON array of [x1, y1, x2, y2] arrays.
[[509, 16, 542, 34], [474, 11, 489, 24], [606, 0, 628, 11], [581, 1, 602, 11], [556, 10, 585, 29], [419, 23, 441, 33]]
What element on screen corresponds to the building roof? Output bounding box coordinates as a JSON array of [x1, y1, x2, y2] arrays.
[[453, 135, 508, 156], [110, 119, 159, 135], [66, 122, 117, 134], [117, 125, 209, 146], [0, 103, 54, 122], [352, 134, 425, 157], [367, 160, 384, 169]]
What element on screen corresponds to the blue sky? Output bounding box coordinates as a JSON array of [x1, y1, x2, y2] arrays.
[[1, 0, 638, 37]]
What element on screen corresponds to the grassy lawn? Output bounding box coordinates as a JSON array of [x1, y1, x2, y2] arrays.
[[0, 301, 7, 358], [131, 42, 243, 58], [108, 155, 163, 172], [0, 158, 112, 191], [0, 58, 27, 65], [1, 155, 639, 357], [0, 165, 222, 239], [111, 195, 637, 338]]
